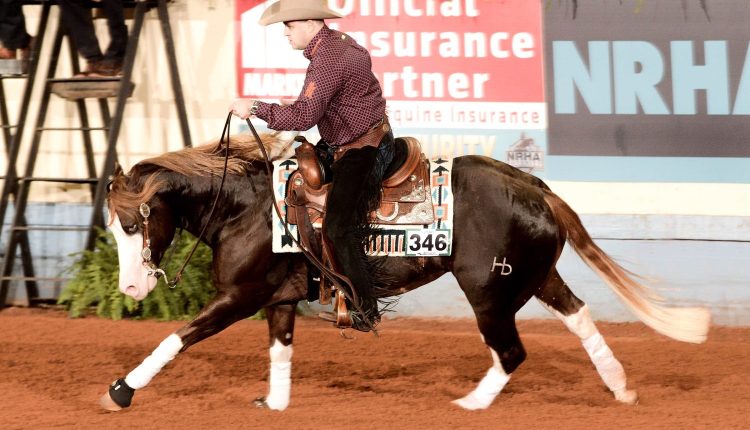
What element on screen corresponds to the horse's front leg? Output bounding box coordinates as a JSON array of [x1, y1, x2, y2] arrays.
[[99, 291, 262, 411], [254, 302, 297, 411]]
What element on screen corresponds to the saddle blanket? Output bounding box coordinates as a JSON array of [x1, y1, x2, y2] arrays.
[[271, 157, 454, 257]]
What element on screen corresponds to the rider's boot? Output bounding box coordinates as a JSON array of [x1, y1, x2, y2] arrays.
[[350, 298, 380, 332], [318, 298, 379, 332]]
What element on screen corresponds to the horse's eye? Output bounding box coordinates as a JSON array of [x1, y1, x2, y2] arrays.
[[127, 224, 139, 234]]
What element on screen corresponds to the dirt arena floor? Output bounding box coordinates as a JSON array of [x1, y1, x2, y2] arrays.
[[1, 307, 748, 430]]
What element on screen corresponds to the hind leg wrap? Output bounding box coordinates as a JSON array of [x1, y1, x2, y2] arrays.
[[452, 365, 510, 410], [452, 348, 511, 410], [563, 306, 628, 393], [581, 332, 626, 392], [541, 302, 636, 402]]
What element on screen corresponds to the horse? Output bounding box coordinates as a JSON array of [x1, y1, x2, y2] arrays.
[[101, 131, 710, 412]]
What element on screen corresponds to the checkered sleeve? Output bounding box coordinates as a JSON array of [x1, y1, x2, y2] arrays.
[[255, 60, 343, 131]]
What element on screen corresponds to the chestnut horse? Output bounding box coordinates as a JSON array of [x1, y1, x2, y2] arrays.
[[101, 133, 709, 411]]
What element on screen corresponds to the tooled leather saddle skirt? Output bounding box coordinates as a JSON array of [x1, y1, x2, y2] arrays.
[[285, 136, 435, 228]]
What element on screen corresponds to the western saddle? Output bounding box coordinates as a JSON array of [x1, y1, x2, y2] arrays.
[[284, 134, 434, 328]]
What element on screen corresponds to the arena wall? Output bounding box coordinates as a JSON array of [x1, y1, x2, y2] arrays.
[[1, 1, 747, 324]]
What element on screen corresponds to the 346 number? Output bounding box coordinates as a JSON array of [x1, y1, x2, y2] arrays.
[[406, 230, 450, 256]]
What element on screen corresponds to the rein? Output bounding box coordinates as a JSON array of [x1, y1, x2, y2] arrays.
[[243, 118, 374, 331], [139, 113, 233, 288]]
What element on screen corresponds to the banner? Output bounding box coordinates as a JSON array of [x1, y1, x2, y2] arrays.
[[236, 0, 546, 131], [545, 0, 750, 158]]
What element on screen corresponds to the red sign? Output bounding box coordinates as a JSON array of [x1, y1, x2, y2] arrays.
[[236, 0, 545, 129]]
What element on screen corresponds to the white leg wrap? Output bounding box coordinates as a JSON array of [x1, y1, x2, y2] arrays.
[[452, 366, 510, 410], [538, 301, 597, 340], [265, 340, 293, 411], [125, 334, 183, 390], [581, 332, 627, 392], [266, 362, 292, 411]]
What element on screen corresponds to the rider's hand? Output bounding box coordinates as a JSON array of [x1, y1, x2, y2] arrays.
[[229, 99, 258, 119]]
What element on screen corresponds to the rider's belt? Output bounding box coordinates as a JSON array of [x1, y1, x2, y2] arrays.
[[333, 117, 390, 161]]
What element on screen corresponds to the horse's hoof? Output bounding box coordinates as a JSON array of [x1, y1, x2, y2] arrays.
[[451, 393, 490, 411], [253, 396, 269, 409], [614, 388, 639, 405], [99, 391, 123, 412]]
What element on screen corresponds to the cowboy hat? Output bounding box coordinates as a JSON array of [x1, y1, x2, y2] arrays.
[[259, 0, 344, 26]]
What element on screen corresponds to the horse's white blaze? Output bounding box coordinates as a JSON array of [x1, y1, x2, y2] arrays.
[[125, 333, 183, 390], [266, 339, 293, 411], [452, 347, 510, 410], [539, 301, 638, 404], [109, 214, 157, 301]]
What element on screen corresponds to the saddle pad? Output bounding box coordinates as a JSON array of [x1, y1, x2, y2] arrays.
[[271, 157, 454, 257]]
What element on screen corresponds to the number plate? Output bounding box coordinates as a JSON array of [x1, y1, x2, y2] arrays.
[[405, 229, 451, 257]]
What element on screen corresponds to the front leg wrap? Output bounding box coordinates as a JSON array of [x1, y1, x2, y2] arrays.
[[108, 378, 135, 408], [264, 339, 293, 410], [104, 334, 183, 409]]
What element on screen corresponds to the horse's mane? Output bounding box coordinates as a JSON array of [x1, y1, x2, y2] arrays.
[[107, 132, 294, 223], [140, 132, 294, 178]]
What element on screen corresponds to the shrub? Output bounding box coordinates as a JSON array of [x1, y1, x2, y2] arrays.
[[58, 228, 215, 320]]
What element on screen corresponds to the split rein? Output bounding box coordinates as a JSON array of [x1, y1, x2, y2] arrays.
[[138, 113, 233, 288], [241, 117, 363, 316]]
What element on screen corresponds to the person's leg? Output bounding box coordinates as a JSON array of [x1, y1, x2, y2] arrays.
[[324, 146, 380, 328], [0, 0, 31, 56], [101, 0, 127, 64], [59, 0, 103, 61], [323, 135, 395, 330]]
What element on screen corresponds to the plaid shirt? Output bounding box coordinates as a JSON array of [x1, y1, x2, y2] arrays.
[[255, 26, 386, 147]]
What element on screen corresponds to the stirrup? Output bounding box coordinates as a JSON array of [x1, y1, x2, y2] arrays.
[[317, 311, 337, 323], [317, 290, 353, 329], [318, 311, 378, 333]]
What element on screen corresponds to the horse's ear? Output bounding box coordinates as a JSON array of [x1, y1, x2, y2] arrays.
[[107, 162, 124, 193], [113, 161, 123, 177]]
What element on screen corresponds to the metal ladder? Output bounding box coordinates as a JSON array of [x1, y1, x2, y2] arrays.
[[0, 0, 192, 307]]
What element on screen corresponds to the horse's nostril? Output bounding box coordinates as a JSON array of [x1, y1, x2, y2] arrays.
[[125, 285, 138, 296]]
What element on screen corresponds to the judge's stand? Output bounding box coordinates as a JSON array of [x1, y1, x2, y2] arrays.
[[0, 0, 191, 308]]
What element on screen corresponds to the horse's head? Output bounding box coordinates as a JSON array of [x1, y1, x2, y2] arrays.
[[107, 163, 177, 301], [105, 132, 294, 301]]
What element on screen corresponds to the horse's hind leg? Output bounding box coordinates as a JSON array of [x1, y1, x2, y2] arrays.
[[452, 313, 522, 410], [535, 270, 638, 404]]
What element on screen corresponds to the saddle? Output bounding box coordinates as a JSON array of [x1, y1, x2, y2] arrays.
[[284, 135, 434, 328]]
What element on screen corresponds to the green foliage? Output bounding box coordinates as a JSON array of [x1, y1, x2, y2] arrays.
[[59, 228, 215, 320]]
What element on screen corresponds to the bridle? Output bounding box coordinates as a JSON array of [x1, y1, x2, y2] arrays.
[[133, 113, 233, 288], [138, 202, 167, 281]]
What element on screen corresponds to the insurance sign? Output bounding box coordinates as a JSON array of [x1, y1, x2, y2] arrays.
[[235, 0, 546, 131]]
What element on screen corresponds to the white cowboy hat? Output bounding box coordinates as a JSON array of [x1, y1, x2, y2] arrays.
[[259, 0, 344, 26]]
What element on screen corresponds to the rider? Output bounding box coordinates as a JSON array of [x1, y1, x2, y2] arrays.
[[230, 0, 394, 332]]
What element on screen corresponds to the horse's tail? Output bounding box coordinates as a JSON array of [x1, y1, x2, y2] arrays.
[[542, 189, 710, 344]]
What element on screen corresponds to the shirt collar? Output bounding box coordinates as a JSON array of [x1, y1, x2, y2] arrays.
[[303, 25, 331, 60]]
